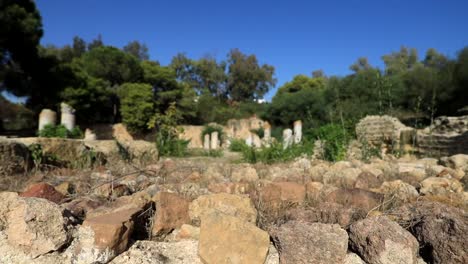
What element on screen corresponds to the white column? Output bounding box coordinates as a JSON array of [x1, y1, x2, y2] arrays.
[[38, 109, 57, 131]]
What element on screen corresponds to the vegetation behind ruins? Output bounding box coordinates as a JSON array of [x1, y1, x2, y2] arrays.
[[1, 1, 467, 154]]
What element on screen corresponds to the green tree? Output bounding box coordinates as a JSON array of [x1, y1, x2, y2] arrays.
[[382, 46, 419, 75], [81, 46, 143, 85], [267, 75, 327, 128], [349, 57, 373, 72], [227, 49, 276, 101], [123, 40, 149, 61], [118, 83, 154, 132], [88, 34, 104, 50]]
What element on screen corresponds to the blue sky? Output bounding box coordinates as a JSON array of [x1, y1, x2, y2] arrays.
[[35, 0, 468, 100]]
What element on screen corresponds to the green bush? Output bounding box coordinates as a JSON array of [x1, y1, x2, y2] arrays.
[[38, 124, 83, 139], [229, 139, 248, 152], [148, 102, 189, 157], [241, 140, 314, 164], [309, 124, 351, 162]]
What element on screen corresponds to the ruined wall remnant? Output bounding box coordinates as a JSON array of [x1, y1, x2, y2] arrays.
[[355, 115, 412, 147], [417, 115, 468, 156], [356, 115, 468, 157]]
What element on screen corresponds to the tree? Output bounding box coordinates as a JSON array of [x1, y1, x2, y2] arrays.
[[123, 40, 149, 61], [267, 75, 327, 128], [349, 57, 373, 72], [118, 83, 154, 132], [81, 46, 143, 85], [382, 46, 419, 75], [0, 0, 43, 96], [226, 49, 276, 101], [312, 69, 325, 78], [72, 36, 86, 58], [88, 34, 104, 50]]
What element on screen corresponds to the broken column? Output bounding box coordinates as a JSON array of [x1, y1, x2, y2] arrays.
[[210, 131, 219, 150], [252, 133, 262, 148], [204, 134, 211, 150], [263, 122, 271, 142], [245, 134, 253, 147], [293, 120, 302, 144], [60, 102, 75, 131], [283, 129, 293, 149], [84, 128, 97, 141], [38, 109, 57, 131]]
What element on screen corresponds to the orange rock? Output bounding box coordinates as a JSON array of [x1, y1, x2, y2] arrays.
[[82, 207, 140, 255], [152, 192, 190, 237], [20, 182, 65, 204]]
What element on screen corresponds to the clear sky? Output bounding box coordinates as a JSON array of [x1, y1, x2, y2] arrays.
[[35, 0, 468, 100]]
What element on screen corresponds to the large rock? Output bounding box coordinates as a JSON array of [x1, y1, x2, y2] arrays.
[[420, 177, 464, 196], [393, 201, 468, 264], [0, 140, 32, 175], [354, 171, 383, 190], [110, 240, 201, 264], [6, 197, 69, 258], [256, 182, 306, 209], [198, 212, 270, 264], [345, 253, 366, 264], [189, 193, 257, 225], [441, 154, 468, 171], [20, 182, 65, 204], [82, 207, 141, 258], [271, 221, 348, 264], [231, 165, 259, 182], [349, 216, 419, 264], [286, 202, 366, 228], [152, 192, 190, 237], [323, 168, 362, 188], [325, 188, 384, 211], [377, 180, 419, 205], [0, 192, 19, 230]]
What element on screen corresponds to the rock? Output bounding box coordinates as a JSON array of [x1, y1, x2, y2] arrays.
[[398, 162, 427, 185], [208, 182, 252, 195], [286, 202, 366, 228], [110, 240, 201, 264], [82, 207, 141, 257], [349, 216, 419, 264], [0, 140, 32, 175], [189, 193, 257, 225], [323, 168, 362, 188], [55, 182, 75, 196], [231, 165, 259, 182], [152, 192, 190, 237], [6, 197, 69, 258], [20, 182, 66, 204], [420, 177, 463, 196], [442, 154, 468, 171], [256, 182, 306, 209], [112, 123, 134, 142], [377, 180, 419, 204], [62, 197, 105, 221], [325, 188, 384, 211], [271, 221, 348, 264], [355, 171, 383, 190], [265, 244, 280, 264], [94, 183, 131, 199], [175, 224, 200, 240], [308, 163, 329, 182], [393, 201, 468, 264], [199, 212, 270, 264], [305, 181, 323, 204], [0, 192, 19, 230], [344, 253, 366, 264], [0, 231, 69, 264]]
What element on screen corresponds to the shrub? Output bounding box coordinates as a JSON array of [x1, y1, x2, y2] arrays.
[[241, 140, 314, 164], [148, 102, 189, 157], [229, 139, 248, 152], [38, 124, 83, 139], [309, 124, 351, 162], [250, 127, 264, 138]]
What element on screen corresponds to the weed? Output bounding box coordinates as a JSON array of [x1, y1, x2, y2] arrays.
[[228, 139, 248, 152], [241, 140, 314, 164]]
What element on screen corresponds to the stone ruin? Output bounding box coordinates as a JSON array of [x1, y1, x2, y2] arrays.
[[38, 102, 76, 132], [356, 115, 468, 157], [178, 116, 303, 149]]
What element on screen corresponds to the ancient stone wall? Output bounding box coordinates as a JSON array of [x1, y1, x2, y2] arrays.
[[356, 115, 468, 157], [417, 116, 468, 156]]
